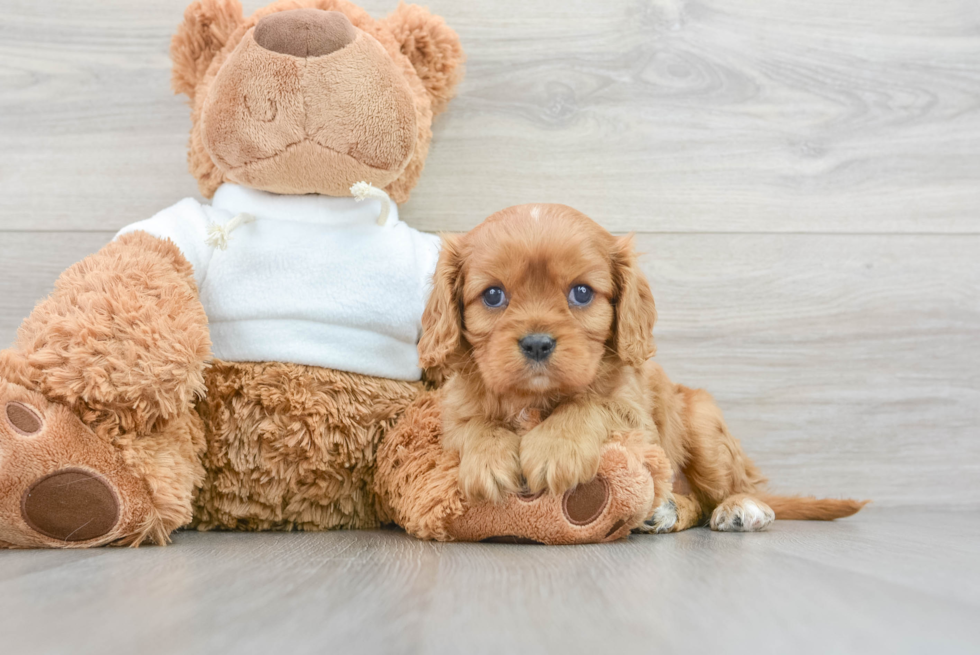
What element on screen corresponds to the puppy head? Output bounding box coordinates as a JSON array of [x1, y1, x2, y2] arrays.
[[419, 204, 657, 398]]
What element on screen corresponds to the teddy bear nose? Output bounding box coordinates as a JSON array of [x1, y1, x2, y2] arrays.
[[254, 8, 357, 58]]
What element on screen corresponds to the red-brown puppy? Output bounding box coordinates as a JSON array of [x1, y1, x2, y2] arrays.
[[419, 204, 866, 531]]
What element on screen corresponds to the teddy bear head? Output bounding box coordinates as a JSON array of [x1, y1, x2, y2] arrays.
[[170, 0, 464, 203]]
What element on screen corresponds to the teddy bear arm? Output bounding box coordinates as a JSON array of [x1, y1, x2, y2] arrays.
[[1, 231, 211, 438]]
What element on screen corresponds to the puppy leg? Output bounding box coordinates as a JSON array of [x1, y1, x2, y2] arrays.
[[644, 492, 703, 533], [671, 386, 769, 520], [447, 420, 523, 503], [520, 400, 606, 495], [710, 494, 775, 532]]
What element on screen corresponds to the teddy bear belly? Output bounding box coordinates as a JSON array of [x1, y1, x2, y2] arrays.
[[192, 358, 423, 531]]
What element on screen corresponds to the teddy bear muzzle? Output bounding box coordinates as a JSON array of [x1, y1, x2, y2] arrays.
[[199, 7, 418, 197]]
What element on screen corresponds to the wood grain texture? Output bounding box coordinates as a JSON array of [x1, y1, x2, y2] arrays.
[[1, 0, 978, 232], [0, 510, 978, 654], [3, 232, 977, 506]]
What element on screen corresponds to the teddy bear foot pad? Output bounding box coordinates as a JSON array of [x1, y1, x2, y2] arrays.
[[475, 482, 629, 544], [451, 443, 663, 545], [0, 380, 156, 548]]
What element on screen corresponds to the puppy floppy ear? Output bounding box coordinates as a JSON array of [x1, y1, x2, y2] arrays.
[[170, 0, 243, 99], [382, 3, 466, 116], [419, 234, 465, 370], [612, 235, 657, 367]]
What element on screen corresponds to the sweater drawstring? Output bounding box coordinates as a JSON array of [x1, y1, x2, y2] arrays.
[[351, 181, 392, 226], [205, 183, 390, 249], [206, 212, 256, 250]]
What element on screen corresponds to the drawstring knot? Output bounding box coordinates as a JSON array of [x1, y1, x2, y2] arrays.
[[351, 181, 392, 226], [206, 212, 256, 250]]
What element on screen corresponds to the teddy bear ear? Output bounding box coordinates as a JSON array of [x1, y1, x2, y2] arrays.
[[170, 0, 244, 99], [382, 3, 465, 116]]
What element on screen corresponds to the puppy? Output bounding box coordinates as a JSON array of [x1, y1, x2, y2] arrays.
[[419, 204, 866, 532]]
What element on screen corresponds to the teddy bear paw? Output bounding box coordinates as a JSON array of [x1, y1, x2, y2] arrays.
[[449, 442, 659, 545], [0, 379, 155, 548]]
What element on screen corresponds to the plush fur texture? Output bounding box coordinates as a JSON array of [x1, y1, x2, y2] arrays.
[[200, 29, 418, 195], [381, 3, 464, 117], [0, 233, 210, 546], [194, 360, 422, 531], [3, 232, 210, 439], [419, 204, 868, 531], [375, 390, 673, 544], [171, 0, 465, 202]]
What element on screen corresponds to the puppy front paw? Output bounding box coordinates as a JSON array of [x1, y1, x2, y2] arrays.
[[641, 498, 679, 533], [520, 430, 602, 495], [457, 437, 522, 504]]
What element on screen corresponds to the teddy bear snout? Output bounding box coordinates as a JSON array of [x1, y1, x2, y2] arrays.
[[254, 8, 357, 58]]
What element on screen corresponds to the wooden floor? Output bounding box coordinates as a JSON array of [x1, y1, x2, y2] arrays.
[[1, 0, 979, 651], [0, 508, 977, 654]]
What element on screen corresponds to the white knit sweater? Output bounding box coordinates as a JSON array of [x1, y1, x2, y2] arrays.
[[116, 184, 441, 381]]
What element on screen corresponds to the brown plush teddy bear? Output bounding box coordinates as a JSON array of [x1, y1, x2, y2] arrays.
[[0, 0, 669, 548]]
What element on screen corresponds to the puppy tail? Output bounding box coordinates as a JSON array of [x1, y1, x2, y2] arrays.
[[758, 494, 870, 521]]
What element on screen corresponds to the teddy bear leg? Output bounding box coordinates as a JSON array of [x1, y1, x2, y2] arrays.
[[191, 361, 420, 533], [451, 438, 672, 545], [376, 392, 674, 545], [0, 232, 210, 547], [0, 376, 206, 548]]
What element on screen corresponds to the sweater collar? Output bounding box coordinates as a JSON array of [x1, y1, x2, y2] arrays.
[[211, 184, 399, 227]]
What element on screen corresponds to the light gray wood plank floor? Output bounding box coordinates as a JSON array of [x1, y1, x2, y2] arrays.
[[1, 509, 978, 655]]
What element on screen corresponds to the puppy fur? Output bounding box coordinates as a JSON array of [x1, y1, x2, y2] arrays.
[[419, 204, 866, 531]]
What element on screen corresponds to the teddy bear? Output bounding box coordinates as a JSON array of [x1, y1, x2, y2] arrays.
[[0, 0, 670, 549]]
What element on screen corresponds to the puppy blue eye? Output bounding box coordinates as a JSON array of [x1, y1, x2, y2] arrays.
[[568, 284, 594, 307], [482, 286, 506, 308]]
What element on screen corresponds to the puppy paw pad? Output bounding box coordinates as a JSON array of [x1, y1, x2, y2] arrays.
[[21, 468, 120, 542], [562, 476, 609, 526]]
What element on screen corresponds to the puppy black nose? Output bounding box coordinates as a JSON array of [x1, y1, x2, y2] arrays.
[[519, 334, 557, 362]]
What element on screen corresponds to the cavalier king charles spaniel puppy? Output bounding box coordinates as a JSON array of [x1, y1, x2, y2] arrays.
[[418, 204, 865, 531]]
